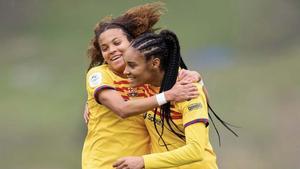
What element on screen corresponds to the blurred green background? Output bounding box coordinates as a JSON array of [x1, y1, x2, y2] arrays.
[[1, 0, 299, 168]]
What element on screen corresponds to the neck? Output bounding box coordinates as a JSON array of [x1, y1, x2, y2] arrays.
[[150, 69, 165, 87], [108, 65, 127, 78], [112, 69, 127, 78]]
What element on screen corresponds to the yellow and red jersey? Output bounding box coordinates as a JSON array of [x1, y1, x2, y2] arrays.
[[82, 64, 150, 169], [142, 84, 218, 169]]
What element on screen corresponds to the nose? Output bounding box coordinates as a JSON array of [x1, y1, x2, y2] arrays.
[[123, 65, 130, 76], [108, 45, 117, 54]]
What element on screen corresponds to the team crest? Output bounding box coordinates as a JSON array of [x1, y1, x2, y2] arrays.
[[128, 87, 138, 97]]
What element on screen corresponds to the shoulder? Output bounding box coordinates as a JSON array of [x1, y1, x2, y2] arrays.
[[175, 83, 206, 110], [86, 65, 112, 88], [87, 65, 109, 75]]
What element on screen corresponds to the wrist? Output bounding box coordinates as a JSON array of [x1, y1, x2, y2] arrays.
[[156, 92, 168, 106], [163, 90, 173, 102]]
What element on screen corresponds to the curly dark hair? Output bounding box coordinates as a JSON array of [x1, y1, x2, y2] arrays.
[[87, 2, 165, 70]]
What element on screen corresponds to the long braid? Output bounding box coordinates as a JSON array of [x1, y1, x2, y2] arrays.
[[131, 30, 186, 150], [132, 30, 238, 149], [160, 32, 239, 145]]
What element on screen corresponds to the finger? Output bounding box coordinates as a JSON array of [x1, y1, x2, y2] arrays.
[[182, 83, 196, 89], [182, 78, 194, 83], [116, 163, 128, 169], [177, 70, 183, 81], [188, 86, 198, 92], [178, 80, 189, 85], [178, 70, 188, 81], [84, 112, 90, 123], [84, 114, 88, 124], [178, 73, 187, 81], [113, 158, 125, 167], [190, 91, 200, 97]]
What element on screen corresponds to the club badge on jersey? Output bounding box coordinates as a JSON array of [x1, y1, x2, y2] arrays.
[[128, 87, 138, 97]]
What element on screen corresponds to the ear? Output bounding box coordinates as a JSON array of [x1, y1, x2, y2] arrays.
[[152, 58, 161, 69]]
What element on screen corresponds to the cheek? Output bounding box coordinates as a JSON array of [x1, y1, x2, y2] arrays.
[[101, 52, 108, 60], [122, 40, 130, 47]]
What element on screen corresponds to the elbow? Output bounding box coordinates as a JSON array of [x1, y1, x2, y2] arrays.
[[190, 142, 205, 162], [115, 105, 131, 119], [118, 112, 129, 119], [194, 151, 204, 162]]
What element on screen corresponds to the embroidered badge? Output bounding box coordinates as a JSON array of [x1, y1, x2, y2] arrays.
[[89, 72, 102, 87], [188, 103, 202, 111], [128, 87, 138, 97]]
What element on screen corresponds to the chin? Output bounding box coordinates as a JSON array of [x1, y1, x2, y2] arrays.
[[112, 64, 125, 73], [129, 80, 141, 87]]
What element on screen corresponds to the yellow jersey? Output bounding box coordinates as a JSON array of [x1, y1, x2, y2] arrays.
[[82, 65, 150, 169], [142, 84, 218, 169]]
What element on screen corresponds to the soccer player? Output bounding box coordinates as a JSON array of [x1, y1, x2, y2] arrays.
[[113, 30, 219, 169]]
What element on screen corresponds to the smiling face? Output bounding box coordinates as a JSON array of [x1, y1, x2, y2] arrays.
[[123, 47, 163, 87], [98, 28, 130, 75]]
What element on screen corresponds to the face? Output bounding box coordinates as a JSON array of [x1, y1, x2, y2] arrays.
[[99, 28, 130, 74], [123, 47, 158, 87]]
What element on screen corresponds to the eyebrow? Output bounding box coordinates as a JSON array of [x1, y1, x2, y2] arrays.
[[101, 37, 119, 46], [127, 61, 136, 64]]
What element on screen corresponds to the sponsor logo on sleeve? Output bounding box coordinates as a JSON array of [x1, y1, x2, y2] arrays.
[[89, 72, 102, 87], [188, 103, 202, 111]]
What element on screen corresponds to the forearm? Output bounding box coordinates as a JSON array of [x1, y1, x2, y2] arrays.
[[143, 123, 206, 169], [116, 95, 159, 118]]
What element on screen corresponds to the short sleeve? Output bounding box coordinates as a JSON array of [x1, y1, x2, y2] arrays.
[[86, 67, 115, 104]]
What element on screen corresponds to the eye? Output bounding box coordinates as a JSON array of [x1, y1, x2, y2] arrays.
[[113, 40, 121, 46], [101, 45, 108, 52], [127, 62, 136, 68]]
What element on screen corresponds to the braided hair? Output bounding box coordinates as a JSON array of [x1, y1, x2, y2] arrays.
[[131, 30, 238, 149], [131, 30, 187, 149], [87, 2, 165, 70]]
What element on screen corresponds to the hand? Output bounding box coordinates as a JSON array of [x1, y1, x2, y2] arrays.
[[178, 69, 202, 83], [165, 81, 199, 102], [83, 102, 90, 124], [113, 156, 144, 169]]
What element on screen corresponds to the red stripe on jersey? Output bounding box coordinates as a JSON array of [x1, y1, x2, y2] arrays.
[[113, 80, 130, 85], [121, 95, 130, 100], [115, 87, 128, 92], [137, 93, 147, 97], [148, 87, 158, 95], [154, 110, 182, 120], [143, 86, 153, 97]]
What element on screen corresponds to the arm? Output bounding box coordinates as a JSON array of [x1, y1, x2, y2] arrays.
[[113, 123, 207, 169], [98, 81, 198, 118], [142, 123, 206, 168], [113, 84, 209, 169]]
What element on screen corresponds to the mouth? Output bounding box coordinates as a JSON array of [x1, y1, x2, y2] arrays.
[[111, 55, 122, 61], [127, 77, 136, 83]]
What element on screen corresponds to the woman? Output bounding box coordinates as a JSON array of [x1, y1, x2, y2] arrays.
[[82, 3, 202, 169], [113, 30, 218, 169]]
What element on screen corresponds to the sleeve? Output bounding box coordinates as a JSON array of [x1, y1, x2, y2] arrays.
[[143, 123, 207, 169], [86, 67, 116, 104], [142, 84, 209, 169], [181, 84, 209, 127]]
